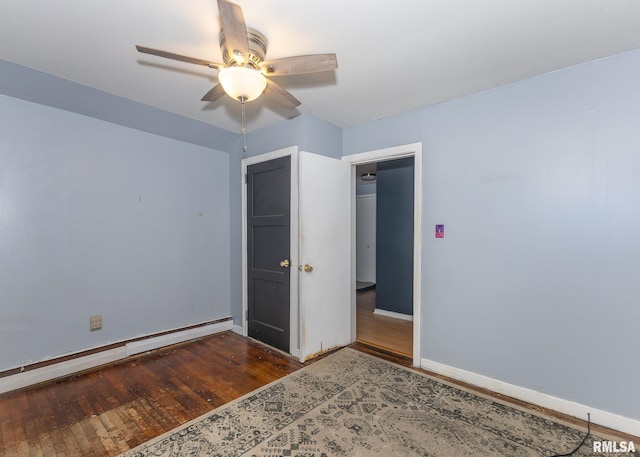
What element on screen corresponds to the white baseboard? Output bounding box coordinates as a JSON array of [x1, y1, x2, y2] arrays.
[[373, 308, 413, 321], [126, 321, 233, 356], [0, 347, 128, 396], [0, 320, 234, 395], [230, 325, 245, 336], [420, 357, 640, 438]]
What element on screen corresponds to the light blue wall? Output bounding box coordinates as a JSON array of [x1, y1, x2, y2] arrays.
[[243, 113, 342, 158], [0, 59, 344, 365], [343, 109, 423, 155], [228, 142, 244, 325], [0, 94, 231, 370], [299, 115, 343, 159], [344, 49, 640, 420], [0, 60, 238, 152]]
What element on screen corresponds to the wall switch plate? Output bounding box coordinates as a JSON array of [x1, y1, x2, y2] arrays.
[[90, 314, 102, 331]]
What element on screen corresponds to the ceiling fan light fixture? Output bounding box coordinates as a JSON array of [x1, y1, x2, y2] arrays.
[[218, 66, 267, 102], [361, 172, 377, 181]]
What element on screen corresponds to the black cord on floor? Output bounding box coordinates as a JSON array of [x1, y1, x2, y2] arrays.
[[547, 413, 591, 457]]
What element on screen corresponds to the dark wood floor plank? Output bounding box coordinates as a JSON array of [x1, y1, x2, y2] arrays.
[[22, 401, 45, 457], [88, 414, 121, 456], [58, 422, 81, 457], [69, 421, 95, 457], [104, 406, 137, 450], [117, 404, 149, 450], [10, 399, 31, 457], [40, 389, 70, 455], [33, 390, 67, 456], [0, 416, 16, 456]]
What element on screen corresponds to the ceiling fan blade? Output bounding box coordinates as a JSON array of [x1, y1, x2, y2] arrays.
[[217, 0, 249, 61], [261, 54, 338, 76], [264, 79, 300, 109], [136, 45, 222, 69], [201, 84, 227, 102]]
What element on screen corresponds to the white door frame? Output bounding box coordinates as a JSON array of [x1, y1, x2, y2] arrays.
[[342, 142, 423, 367], [241, 146, 300, 358]]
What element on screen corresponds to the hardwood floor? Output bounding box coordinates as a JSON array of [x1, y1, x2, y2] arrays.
[[356, 287, 413, 357], [0, 332, 303, 456], [1, 330, 636, 456]]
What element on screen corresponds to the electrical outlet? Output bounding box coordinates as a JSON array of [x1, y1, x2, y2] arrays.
[[90, 314, 102, 331]]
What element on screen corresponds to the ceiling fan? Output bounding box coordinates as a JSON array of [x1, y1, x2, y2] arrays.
[[136, 0, 338, 150]]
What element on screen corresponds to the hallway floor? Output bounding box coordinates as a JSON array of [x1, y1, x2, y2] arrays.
[[356, 288, 413, 357]]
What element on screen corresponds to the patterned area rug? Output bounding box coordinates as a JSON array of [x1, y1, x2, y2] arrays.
[[120, 348, 627, 457]]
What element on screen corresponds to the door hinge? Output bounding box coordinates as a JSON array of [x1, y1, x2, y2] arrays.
[[244, 173, 248, 184]]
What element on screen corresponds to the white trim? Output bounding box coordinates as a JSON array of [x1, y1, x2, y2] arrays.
[[349, 165, 358, 344], [412, 146, 423, 368], [355, 194, 376, 286], [125, 321, 233, 356], [373, 308, 413, 321], [230, 325, 244, 335], [241, 146, 300, 358], [0, 321, 233, 395], [241, 146, 297, 167], [290, 151, 301, 360], [343, 142, 423, 367], [342, 144, 418, 164], [420, 357, 640, 437], [0, 347, 127, 396]]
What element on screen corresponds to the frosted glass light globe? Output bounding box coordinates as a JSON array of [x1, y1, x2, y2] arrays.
[[218, 66, 267, 102]]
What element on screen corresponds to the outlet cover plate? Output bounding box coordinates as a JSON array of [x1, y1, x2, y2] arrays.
[[90, 314, 102, 331]]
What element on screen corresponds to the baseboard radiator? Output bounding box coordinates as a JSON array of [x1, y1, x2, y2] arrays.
[[0, 318, 234, 396]]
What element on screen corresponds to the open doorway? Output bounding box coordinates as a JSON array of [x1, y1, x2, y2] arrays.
[[355, 159, 414, 357], [344, 143, 423, 367]]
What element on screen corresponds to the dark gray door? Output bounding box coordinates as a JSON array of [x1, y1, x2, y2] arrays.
[[247, 156, 291, 352]]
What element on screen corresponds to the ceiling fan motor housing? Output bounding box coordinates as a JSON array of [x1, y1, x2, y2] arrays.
[[219, 28, 268, 69]]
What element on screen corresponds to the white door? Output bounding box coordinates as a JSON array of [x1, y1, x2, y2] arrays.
[[298, 151, 352, 361], [356, 194, 376, 284]]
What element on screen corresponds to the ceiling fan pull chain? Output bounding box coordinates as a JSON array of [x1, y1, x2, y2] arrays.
[[241, 96, 247, 153]]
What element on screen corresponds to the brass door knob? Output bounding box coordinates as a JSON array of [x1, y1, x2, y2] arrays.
[[299, 264, 313, 273], [280, 259, 290, 268]]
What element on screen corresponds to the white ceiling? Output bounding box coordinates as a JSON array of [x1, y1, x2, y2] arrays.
[[2, 1, 640, 134]]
